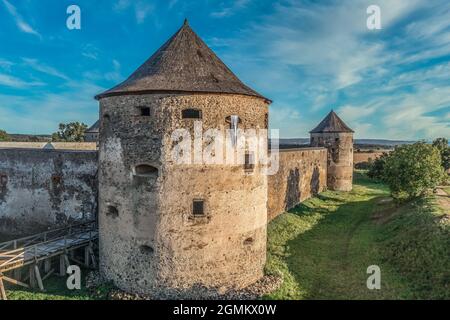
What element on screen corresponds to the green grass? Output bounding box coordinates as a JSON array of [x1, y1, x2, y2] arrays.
[[6, 275, 91, 300], [264, 172, 450, 300], [4, 270, 110, 300]]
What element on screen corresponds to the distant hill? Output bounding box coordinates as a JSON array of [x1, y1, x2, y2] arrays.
[[7, 134, 51, 142], [275, 138, 415, 150]]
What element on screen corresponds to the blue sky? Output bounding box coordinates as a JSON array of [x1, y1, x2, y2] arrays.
[[0, 0, 449, 139]]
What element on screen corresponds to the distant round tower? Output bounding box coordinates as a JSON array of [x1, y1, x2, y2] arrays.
[[310, 110, 354, 191], [95, 20, 271, 297]]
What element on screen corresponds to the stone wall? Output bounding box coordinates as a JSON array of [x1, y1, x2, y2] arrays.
[[267, 148, 327, 221], [0, 142, 97, 150], [354, 151, 390, 165], [0, 149, 98, 238]]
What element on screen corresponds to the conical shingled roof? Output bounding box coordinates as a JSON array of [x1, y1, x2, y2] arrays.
[[95, 20, 269, 102], [310, 110, 354, 133], [86, 120, 100, 133]]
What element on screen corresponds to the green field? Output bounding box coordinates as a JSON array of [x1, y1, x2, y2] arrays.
[[264, 172, 450, 299], [5, 172, 449, 300]]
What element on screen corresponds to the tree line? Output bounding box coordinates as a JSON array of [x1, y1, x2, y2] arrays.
[[0, 122, 88, 142]]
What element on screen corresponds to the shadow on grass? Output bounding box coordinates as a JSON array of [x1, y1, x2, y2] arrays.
[[284, 195, 389, 300], [269, 176, 450, 299]]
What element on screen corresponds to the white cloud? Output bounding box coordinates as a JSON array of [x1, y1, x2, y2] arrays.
[[105, 59, 123, 82], [114, 0, 131, 11], [113, 0, 154, 24], [337, 104, 377, 123], [2, 0, 41, 38], [211, 0, 250, 18], [0, 59, 13, 71], [21, 58, 69, 81], [0, 73, 44, 88], [135, 2, 154, 24]]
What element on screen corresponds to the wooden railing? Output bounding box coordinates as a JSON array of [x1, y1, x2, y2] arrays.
[[0, 221, 97, 272]]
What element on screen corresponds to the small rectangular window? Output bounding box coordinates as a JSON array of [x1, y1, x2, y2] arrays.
[[140, 107, 150, 116], [244, 152, 255, 171], [192, 200, 204, 216], [182, 109, 202, 119]]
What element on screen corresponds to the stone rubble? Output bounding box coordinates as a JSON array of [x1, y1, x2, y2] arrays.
[[85, 271, 282, 300]]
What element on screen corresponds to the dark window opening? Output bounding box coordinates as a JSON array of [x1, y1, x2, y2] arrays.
[[106, 205, 119, 218], [134, 164, 158, 177], [244, 237, 254, 245], [182, 109, 202, 119], [51, 175, 62, 185], [140, 245, 154, 254], [193, 200, 204, 216], [0, 174, 7, 187], [244, 152, 255, 171], [139, 107, 150, 117]]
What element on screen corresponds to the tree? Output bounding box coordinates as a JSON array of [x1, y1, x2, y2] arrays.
[[0, 129, 10, 141], [432, 138, 450, 171], [367, 152, 389, 181], [52, 122, 88, 142], [382, 142, 445, 200]]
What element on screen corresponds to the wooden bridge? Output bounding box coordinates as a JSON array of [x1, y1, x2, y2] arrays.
[[0, 221, 98, 300]]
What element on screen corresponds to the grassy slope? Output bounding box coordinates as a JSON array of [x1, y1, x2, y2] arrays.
[[265, 172, 449, 300]]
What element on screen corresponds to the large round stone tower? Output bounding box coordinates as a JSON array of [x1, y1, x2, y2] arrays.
[[95, 20, 271, 297], [310, 110, 354, 191]]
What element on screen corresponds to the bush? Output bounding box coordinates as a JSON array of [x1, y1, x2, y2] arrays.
[[0, 129, 10, 141], [432, 138, 450, 171], [382, 142, 445, 200], [355, 161, 371, 170], [367, 152, 388, 181], [52, 122, 88, 142]]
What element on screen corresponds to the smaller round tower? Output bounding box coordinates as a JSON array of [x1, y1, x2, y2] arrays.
[[310, 110, 354, 191]]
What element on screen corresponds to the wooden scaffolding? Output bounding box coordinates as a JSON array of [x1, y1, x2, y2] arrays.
[[0, 221, 98, 300]]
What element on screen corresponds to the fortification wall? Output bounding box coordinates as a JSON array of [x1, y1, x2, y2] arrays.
[[0, 142, 97, 150], [0, 149, 97, 238], [267, 148, 327, 221], [354, 151, 390, 165]]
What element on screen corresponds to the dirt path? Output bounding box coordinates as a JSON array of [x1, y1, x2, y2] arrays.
[[435, 187, 450, 214]]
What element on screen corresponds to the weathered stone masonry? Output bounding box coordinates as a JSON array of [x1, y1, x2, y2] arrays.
[[0, 149, 97, 237], [267, 148, 328, 221], [97, 92, 269, 296]]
